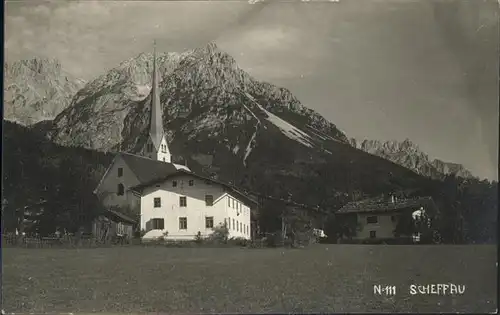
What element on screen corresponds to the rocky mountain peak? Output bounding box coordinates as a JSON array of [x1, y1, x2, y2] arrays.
[[196, 41, 219, 54], [4, 58, 85, 125], [351, 137, 475, 179], [6, 57, 61, 76]]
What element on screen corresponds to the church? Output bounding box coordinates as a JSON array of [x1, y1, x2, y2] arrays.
[[94, 42, 255, 241]]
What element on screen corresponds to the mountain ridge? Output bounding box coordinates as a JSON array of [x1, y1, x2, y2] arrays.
[[49, 42, 348, 153], [350, 138, 475, 179], [4, 58, 86, 125]]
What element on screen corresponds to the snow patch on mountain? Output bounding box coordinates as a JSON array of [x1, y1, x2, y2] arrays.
[[241, 103, 262, 167], [259, 105, 314, 148], [244, 92, 314, 149]]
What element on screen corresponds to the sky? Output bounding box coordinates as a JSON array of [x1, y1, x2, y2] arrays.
[[5, 0, 499, 180]]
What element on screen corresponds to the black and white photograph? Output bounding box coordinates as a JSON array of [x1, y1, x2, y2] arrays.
[[2, 0, 498, 313]]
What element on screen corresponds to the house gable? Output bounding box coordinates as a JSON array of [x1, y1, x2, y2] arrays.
[[94, 155, 141, 209]]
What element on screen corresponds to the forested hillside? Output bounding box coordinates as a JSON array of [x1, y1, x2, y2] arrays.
[[2, 120, 113, 234]]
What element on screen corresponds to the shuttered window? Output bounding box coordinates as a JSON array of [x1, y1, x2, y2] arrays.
[[152, 218, 164, 230]]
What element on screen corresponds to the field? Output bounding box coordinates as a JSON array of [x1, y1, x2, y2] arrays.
[[3, 245, 497, 313]]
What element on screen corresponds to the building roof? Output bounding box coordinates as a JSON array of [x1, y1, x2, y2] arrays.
[[105, 208, 137, 225], [129, 169, 258, 206], [93, 152, 181, 194], [337, 196, 437, 214], [120, 152, 180, 184]]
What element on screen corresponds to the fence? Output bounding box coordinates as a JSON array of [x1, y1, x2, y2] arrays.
[[1, 233, 135, 248]]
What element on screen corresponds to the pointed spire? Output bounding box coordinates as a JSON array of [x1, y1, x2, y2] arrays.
[[149, 39, 164, 150]]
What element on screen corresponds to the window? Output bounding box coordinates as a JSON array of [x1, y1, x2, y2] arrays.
[[179, 217, 187, 230], [228, 218, 231, 229], [154, 197, 161, 208], [188, 180, 194, 186], [232, 219, 235, 230], [118, 167, 123, 177], [369, 231, 377, 239], [117, 222, 124, 235], [117, 184, 124, 196], [152, 218, 164, 230], [172, 180, 177, 187], [236, 221, 239, 232], [240, 222, 242, 232], [205, 195, 214, 206], [232, 199, 235, 208], [163, 158, 165, 162], [205, 216, 214, 229], [147, 143, 153, 152], [161, 144, 167, 153], [179, 196, 187, 207], [236, 202, 239, 210], [228, 197, 231, 207], [366, 216, 378, 224], [224, 218, 227, 228]]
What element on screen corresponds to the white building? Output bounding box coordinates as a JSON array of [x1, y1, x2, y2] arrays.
[[130, 170, 256, 241]]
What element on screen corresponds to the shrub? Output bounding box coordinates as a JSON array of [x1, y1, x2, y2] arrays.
[[206, 223, 229, 244], [262, 232, 284, 248], [194, 231, 203, 243], [157, 231, 169, 242], [227, 237, 250, 247]]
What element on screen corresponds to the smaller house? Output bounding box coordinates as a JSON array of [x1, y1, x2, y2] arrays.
[[336, 196, 437, 243], [91, 209, 137, 243]]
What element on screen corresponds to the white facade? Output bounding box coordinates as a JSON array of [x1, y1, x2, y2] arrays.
[[140, 135, 172, 163], [354, 212, 398, 239], [94, 155, 141, 210], [353, 206, 430, 240], [140, 174, 252, 241], [138, 135, 190, 171]]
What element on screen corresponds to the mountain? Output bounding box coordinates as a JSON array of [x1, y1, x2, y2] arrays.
[[350, 138, 474, 179], [47, 42, 431, 206], [4, 58, 86, 125], [50, 42, 347, 151]]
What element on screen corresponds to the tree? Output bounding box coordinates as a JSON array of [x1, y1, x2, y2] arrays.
[[393, 211, 416, 238], [324, 213, 361, 242]]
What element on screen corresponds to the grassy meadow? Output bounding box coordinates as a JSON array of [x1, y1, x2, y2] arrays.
[[2, 245, 496, 313]]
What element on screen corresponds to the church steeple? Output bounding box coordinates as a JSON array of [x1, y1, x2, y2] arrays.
[[141, 40, 172, 163], [149, 40, 164, 150]]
